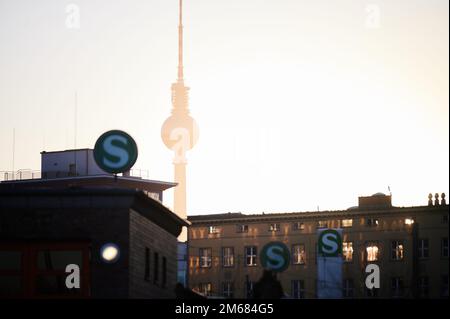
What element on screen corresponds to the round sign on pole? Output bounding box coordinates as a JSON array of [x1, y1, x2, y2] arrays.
[[318, 229, 342, 257], [260, 241, 290, 273], [94, 130, 138, 174]]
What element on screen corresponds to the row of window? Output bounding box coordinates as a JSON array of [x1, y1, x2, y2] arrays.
[[195, 275, 450, 299], [197, 237, 449, 268], [144, 247, 167, 288], [206, 215, 442, 235]]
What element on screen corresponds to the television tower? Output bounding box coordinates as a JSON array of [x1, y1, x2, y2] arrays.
[[161, 0, 199, 242]]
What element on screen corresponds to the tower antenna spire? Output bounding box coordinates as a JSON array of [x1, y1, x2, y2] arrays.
[[177, 0, 184, 81]]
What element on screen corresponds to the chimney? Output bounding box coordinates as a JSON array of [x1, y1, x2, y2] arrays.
[[428, 193, 433, 206], [434, 193, 440, 206], [441, 193, 446, 205]]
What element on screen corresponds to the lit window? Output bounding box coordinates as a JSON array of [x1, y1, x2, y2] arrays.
[[317, 220, 327, 228], [366, 218, 379, 227], [208, 226, 219, 234], [343, 242, 353, 262], [341, 219, 353, 228], [291, 280, 305, 299], [245, 246, 257, 266], [269, 223, 280, 232], [418, 239, 429, 259], [222, 247, 234, 267], [404, 218, 414, 225], [391, 241, 404, 261], [237, 224, 249, 233], [292, 245, 306, 265], [343, 279, 354, 298], [222, 282, 233, 298], [366, 244, 379, 262], [442, 238, 449, 258], [199, 248, 212, 268], [199, 283, 212, 296], [293, 222, 305, 230]]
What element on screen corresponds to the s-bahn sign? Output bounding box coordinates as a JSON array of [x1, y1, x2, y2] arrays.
[[94, 130, 138, 174], [317, 228, 343, 298], [318, 228, 342, 257], [260, 241, 290, 273]]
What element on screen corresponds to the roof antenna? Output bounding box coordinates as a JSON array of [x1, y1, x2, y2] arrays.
[[12, 128, 15, 175], [388, 185, 392, 196], [74, 91, 78, 175]]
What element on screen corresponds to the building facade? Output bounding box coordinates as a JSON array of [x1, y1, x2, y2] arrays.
[[187, 193, 449, 299], [0, 149, 189, 298], [0, 188, 188, 298]]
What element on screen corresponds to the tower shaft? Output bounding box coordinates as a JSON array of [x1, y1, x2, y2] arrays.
[[174, 162, 187, 240], [177, 0, 184, 82]]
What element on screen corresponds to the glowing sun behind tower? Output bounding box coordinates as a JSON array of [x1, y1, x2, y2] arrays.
[[161, 0, 199, 242]]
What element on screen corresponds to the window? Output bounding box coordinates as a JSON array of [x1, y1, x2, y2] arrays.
[[162, 257, 167, 288], [269, 223, 280, 231], [0, 250, 22, 297], [291, 280, 305, 299], [37, 250, 83, 270], [365, 287, 378, 298], [245, 280, 254, 299], [292, 222, 305, 231], [208, 226, 219, 234], [0, 251, 22, 271], [418, 239, 429, 258], [222, 247, 234, 267], [343, 279, 354, 298], [153, 252, 159, 284], [245, 246, 257, 266], [199, 283, 212, 296], [292, 244, 306, 265], [317, 220, 327, 228], [441, 275, 449, 298], [366, 218, 379, 226], [343, 242, 353, 262], [144, 248, 150, 281], [237, 224, 249, 233], [341, 219, 353, 227], [391, 277, 404, 298], [418, 276, 429, 298], [0, 243, 90, 298], [366, 244, 379, 262], [391, 241, 404, 261], [68, 163, 77, 176], [442, 238, 449, 258], [222, 282, 233, 298], [199, 248, 212, 268]]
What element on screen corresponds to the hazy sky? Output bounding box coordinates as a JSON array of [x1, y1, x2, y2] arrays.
[[0, 0, 448, 215]]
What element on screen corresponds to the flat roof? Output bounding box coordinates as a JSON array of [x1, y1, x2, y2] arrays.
[[0, 174, 177, 192]]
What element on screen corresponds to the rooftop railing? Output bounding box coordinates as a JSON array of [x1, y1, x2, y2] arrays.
[[0, 168, 150, 182]]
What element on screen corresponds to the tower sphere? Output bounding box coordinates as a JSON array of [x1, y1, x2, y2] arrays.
[[161, 114, 199, 151]]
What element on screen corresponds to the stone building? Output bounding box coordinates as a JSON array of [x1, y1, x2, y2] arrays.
[[187, 193, 449, 299]]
